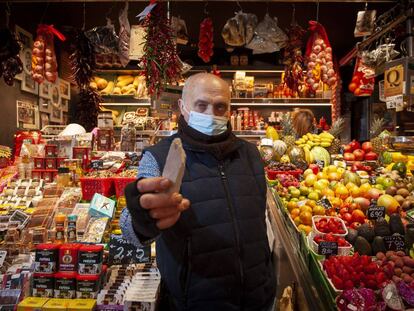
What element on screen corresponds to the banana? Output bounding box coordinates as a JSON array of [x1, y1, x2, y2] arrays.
[[133, 76, 140, 87], [303, 147, 311, 164], [321, 142, 331, 148], [117, 75, 134, 81]]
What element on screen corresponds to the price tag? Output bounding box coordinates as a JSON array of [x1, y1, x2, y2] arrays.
[[90, 160, 103, 170], [367, 206, 385, 220], [0, 250, 7, 268], [318, 241, 338, 256], [108, 235, 151, 265], [317, 197, 333, 210], [316, 160, 325, 170], [384, 235, 406, 251], [369, 176, 377, 185]]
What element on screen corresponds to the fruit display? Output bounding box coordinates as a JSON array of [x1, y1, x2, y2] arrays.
[[90, 75, 148, 98]]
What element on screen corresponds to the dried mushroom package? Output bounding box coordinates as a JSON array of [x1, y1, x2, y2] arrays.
[[171, 16, 189, 45], [354, 10, 376, 37], [85, 19, 120, 54], [246, 13, 288, 54], [222, 11, 258, 47]]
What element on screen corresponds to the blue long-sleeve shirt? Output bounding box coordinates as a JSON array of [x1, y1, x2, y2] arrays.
[[120, 151, 160, 246]]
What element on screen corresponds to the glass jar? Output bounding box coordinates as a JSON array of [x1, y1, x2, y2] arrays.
[[56, 167, 71, 188], [120, 123, 136, 152]]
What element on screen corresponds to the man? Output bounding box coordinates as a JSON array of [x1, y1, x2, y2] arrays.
[[121, 73, 276, 310]]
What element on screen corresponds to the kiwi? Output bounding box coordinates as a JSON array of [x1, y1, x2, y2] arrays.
[[386, 186, 398, 196], [397, 188, 410, 198], [402, 200, 414, 211]]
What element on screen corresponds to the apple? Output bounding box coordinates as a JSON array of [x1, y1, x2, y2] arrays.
[[362, 142, 373, 153], [308, 164, 320, 175], [343, 212, 353, 223], [344, 153, 356, 161], [343, 145, 352, 153], [364, 151, 378, 161], [367, 188, 382, 200], [349, 140, 361, 151], [353, 149, 365, 161]]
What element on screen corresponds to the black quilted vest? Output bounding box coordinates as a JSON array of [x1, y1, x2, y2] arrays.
[[145, 134, 276, 311]]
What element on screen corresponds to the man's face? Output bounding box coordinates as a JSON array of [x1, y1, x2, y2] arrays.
[[179, 76, 230, 122]]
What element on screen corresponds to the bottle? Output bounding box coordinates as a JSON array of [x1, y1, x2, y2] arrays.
[[67, 214, 77, 242], [55, 214, 66, 243], [236, 113, 242, 131], [230, 113, 235, 130]]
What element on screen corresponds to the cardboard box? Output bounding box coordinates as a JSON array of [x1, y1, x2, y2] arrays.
[[67, 299, 96, 311], [89, 194, 115, 219], [17, 297, 49, 311], [42, 298, 71, 311]]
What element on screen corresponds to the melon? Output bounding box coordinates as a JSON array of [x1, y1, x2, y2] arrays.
[[273, 140, 287, 158], [310, 146, 331, 167]]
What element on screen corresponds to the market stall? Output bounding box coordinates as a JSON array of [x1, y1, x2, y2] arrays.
[[0, 0, 412, 310]]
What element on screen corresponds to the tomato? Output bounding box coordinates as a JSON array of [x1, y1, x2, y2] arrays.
[[343, 212, 353, 223], [352, 209, 366, 223]]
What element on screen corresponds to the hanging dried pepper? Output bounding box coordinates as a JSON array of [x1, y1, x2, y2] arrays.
[[141, 2, 181, 97], [198, 17, 214, 63], [70, 29, 101, 130], [0, 28, 23, 86]]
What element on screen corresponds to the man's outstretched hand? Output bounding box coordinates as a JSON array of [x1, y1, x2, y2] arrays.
[[137, 177, 190, 230]]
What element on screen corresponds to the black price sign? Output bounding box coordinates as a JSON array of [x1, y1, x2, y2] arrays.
[[318, 241, 338, 256], [384, 235, 406, 251], [90, 160, 103, 170], [316, 160, 325, 170], [317, 197, 333, 210], [367, 206, 386, 220], [108, 235, 151, 265], [369, 176, 377, 185]]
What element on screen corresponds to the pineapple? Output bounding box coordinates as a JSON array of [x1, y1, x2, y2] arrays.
[[370, 117, 386, 154], [327, 117, 345, 154], [280, 113, 296, 147]]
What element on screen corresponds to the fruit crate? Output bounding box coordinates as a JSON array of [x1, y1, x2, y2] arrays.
[[265, 168, 302, 180], [308, 232, 352, 256], [312, 216, 348, 238], [318, 259, 343, 295], [80, 177, 114, 201], [113, 177, 136, 198]]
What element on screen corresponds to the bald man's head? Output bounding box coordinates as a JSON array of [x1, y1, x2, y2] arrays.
[[179, 73, 231, 122]]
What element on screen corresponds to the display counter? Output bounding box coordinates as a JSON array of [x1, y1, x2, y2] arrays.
[[267, 188, 337, 311]]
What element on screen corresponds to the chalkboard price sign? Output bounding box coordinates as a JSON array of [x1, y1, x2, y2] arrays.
[[367, 206, 386, 220], [90, 160, 103, 170], [318, 241, 338, 256], [384, 235, 406, 251], [317, 197, 333, 210], [108, 235, 151, 265]]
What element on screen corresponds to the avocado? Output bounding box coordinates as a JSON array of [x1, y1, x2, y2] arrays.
[[372, 236, 387, 255], [389, 214, 405, 235], [357, 223, 375, 242], [354, 236, 372, 256], [346, 228, 359, 245], [375, 218, 391, 237]]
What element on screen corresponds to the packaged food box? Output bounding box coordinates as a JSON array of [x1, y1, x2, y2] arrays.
[[89, 194, 115, 219], [34, 158, 45, 169], [34, 244, 59, 273], [45, 158, 57, 170], [78, 245, 103, 275], [45, 145, 57, 158], [17, 297, 49, 311], [67, 299, 96, 311], [59, 244, 81, 272], [54, 272, 77, 299], [76, 274, 100, 299], [32, 273, 54, 298], [42, 298, 71, 311]]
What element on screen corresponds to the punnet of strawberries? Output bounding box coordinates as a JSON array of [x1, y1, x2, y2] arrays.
[[315, 217, 346, 235], [314, 234, 350, 247], [323, 254, 389, 290]]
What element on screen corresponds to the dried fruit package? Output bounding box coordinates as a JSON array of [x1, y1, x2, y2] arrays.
[[85, 20, 119, 55], [0, 28, 23, 85], [246, 14, 288, 54], [118, 2, 131, 67], [348, 57, 375, 97], [198, 17, 214, 63], [221, 11, 257, 47], [32, 24, 66, 83], [305, 21, 336, 92], [354, 10, 376, 37]]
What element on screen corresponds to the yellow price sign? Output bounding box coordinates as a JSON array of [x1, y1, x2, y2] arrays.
[[384, 64, 404, 97]]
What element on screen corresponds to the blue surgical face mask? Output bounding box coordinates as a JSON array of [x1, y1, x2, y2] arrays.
[[182, 104, 228, 136]]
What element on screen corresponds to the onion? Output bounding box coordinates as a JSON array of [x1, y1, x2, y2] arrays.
[[34, 41, 44, 49], [312, 83, 319, 90], [45, 49, 53, 56], [322, 74, 328, 82], [325, 47, 332, 54], [310, 53, 317, 61], [45, 56, 53, 63], [307, 61, 316, 69], [328, 77, 336, 85], [307, 78, 315, 85], [306, 71, 313, 78], [320, 65, 328, 73], [313, 45, 322, 53], [315, 38, 324, 46], [325, 54, 332, 61], [327, 69, 335, 76], [327, 61, 334, 69]]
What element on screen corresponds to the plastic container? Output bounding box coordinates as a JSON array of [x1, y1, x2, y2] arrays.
[[265, 168, 303, 180], [79, 177, 114, 201], [113, 177, 136, 198], [311, 216, 348, 238], [308, 232, 352, 256]]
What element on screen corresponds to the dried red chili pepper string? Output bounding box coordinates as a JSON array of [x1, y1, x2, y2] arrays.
[[141, 2, 181, 97]]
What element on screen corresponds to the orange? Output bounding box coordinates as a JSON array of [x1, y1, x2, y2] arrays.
[[313, 205, 325, 216], [287, 201, 298, 212], [294, 216, 301, 226], [290, 208, 300, 218], [335, 185, 349, 200], [307, 200, 317, 208], [299, 205, 313, 214], [328, 172, 341, 181], [300, 211, 313, 225]]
